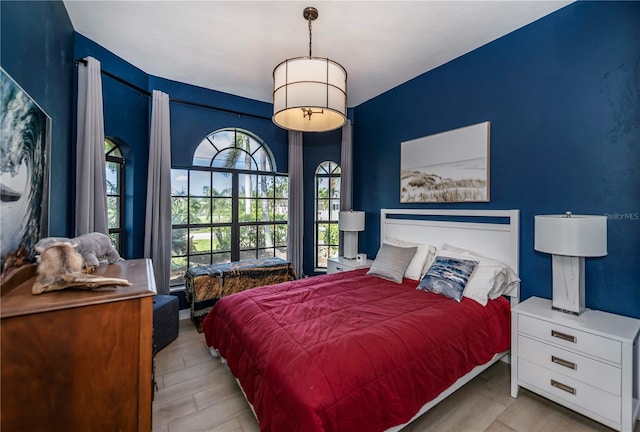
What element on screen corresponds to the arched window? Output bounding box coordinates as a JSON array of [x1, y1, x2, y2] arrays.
[[170, 128, 288, 287], [315, 161, 341, 270], [105, 138, 124, 254]]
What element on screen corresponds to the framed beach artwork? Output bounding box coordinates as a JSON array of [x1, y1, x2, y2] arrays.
[[400, 121, 490, 203], [0, 67, 50, 264]]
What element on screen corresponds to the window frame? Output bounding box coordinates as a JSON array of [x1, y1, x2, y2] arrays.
[[105, 138, 125, 255], [170, 129, 288, 288], [314, 161, 341, 271]]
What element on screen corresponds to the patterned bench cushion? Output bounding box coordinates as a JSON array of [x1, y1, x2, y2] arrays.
[[185, 257, 296, 331]]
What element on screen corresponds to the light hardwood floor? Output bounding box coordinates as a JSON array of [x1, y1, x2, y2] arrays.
[[153, 316, 638, 432]]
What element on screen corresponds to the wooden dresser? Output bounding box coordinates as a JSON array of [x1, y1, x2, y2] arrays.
[[1, 259, 156, 432]]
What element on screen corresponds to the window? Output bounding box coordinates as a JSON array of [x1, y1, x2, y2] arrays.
[[170, 129, 288, 287], [315, 161, 341, 270], [105, 138, 124, 254]]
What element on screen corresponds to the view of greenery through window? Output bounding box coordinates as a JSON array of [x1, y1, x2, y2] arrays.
[[315, 161, 341, 269], [105, 139, 124, 254], [170, 129, 288, 287]]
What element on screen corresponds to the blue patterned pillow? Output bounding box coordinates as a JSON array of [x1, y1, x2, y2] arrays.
[[417, 256, 478, 302]]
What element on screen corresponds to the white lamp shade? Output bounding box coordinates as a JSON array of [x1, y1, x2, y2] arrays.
[[273, 56, 347, 132], [339, 211, 365, 232], [534, 214, 607, 257]]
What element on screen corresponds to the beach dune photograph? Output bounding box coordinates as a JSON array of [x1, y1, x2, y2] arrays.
[[400, 122, 490, 203]]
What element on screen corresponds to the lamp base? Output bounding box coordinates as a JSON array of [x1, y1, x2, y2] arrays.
[[551, 255, 585, 315], [551, 306, 581, 316], [343, 232, 358, 260]]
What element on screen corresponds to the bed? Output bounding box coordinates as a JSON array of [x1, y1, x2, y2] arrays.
[[202, 209, 520, 431]]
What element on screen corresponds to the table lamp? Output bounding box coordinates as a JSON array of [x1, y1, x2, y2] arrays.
[[534, 212, 607, 315], [339, 210, 365, 259]]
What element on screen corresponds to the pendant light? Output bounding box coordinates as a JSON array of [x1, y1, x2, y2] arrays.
[[272, 7, 347, 133]]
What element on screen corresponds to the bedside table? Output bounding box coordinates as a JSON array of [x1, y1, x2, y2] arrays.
[[327, 257, 373, 274], [511, 296, 640, 432]]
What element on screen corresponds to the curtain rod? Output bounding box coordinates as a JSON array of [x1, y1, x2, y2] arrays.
[[76, 59, 272, 121]]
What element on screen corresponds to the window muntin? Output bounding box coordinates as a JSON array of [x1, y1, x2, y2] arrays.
[[170, 129, 287, 287], [105, 139, 124, 254], [315, 161, 341, 270]]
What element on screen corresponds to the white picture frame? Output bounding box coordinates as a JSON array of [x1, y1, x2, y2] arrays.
[[400, 121, 490, 203]]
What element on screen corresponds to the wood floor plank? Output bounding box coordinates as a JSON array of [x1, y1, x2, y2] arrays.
[[497, 390, 561, 432], [205, 412, 260, 432], [236, 412, 260, 432], [193, 378, 244, 411], [162, 356, 224, 388], [155, 352, 186, 376], [167, 394, 250, 432], [421, 384, 506, 432], [151, 423, 169, 432], [404, 376, 487, 431], [183, 343, 218, 369], [478, 362, 514, 408], [484, 420, 517, 432], [205, 417, 244, 432], [154, 368, 231, 408], [153, 394, 198, 426]]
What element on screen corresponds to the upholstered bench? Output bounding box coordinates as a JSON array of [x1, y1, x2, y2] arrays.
[[152, 295, 179, 352], [185, 257, 296, 332]]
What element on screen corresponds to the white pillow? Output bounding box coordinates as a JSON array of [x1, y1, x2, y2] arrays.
[[385, 238, 436, 281], [488, 267, 520, 300], [367, 243, 418, 283], [441, 244, 520, 302]]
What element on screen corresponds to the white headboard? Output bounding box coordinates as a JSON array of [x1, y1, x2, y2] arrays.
[[381, 209, 520, 300]]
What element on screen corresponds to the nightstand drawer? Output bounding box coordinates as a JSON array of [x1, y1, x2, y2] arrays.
[[519, 358, 621, 425], [327, 260, 344, 274], [518, 335, 621, 395], [327, 257, 373, 274], [518, 314, 621, 364]]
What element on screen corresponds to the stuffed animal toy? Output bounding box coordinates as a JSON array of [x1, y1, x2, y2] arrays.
[[35, 232, 123, 272], [32, 242, 130, 295]]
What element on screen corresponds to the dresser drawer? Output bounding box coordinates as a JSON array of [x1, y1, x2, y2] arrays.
[[518, 314, 621, 364], [518, 335, 621, 395], [519, 358, 621, 425]]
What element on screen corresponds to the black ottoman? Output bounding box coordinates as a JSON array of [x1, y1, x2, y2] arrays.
[[153, 295, 179, 352]]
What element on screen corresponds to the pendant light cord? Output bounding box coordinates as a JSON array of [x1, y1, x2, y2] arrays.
[[308, 18, 313, 57]]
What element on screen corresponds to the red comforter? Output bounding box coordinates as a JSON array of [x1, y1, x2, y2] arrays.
[[202, 269, 510, 432]]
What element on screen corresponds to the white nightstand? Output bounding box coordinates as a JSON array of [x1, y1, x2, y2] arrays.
[[326, 256, 373, 274], [511, 296, 640, 432]]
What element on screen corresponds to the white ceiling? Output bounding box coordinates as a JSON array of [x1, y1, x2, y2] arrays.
[[63, 1, 572, 108]]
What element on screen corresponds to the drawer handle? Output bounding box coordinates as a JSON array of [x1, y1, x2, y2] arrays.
[[551, 330, 576, 343], [551, 379, 576, 395], [551, 355, 577, 370], [336, 267, 343, 271]]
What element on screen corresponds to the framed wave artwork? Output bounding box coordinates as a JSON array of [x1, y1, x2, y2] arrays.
[[0, 67, 51, 264], [400, 121, 490, 203]]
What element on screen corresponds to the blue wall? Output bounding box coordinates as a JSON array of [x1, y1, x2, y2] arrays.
[[353, 1, 640, 318], [1, 0, 74, 238]]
